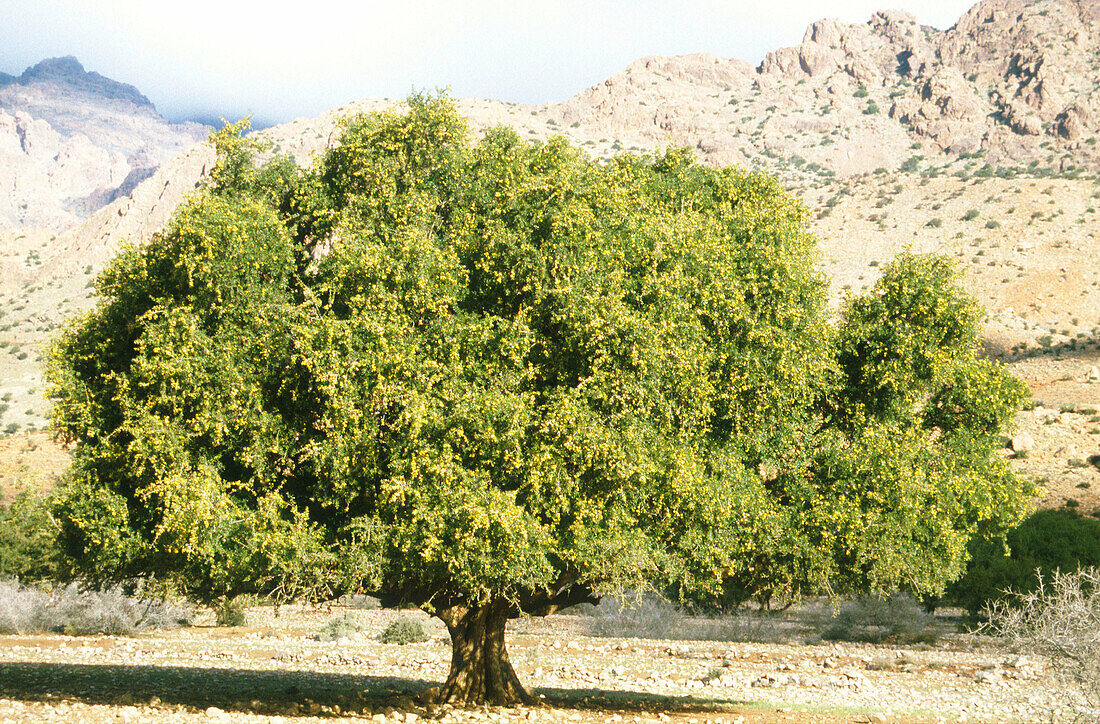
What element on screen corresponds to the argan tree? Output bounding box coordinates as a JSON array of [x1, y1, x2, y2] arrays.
[[48, 95, 1031, 705]]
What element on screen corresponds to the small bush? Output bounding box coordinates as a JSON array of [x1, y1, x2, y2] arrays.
[[962, 209, 980, 221], [926, 217, 943, 228], [379, 617, 429, 644], [215, 597, 248, 627], [318, 612, 363, 641], [985, 568, 1100, 718], [822, 592, 938, 644], [0, 581, 190, 635]]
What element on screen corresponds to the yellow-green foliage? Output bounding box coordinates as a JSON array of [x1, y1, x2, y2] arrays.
[[47, 95, 1032, 612]]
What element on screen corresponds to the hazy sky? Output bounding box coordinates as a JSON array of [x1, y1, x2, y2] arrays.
[[2, 0, 976, 127]]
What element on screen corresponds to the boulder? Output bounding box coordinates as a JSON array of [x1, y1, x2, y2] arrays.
[[1010, 431, 1035, 453]]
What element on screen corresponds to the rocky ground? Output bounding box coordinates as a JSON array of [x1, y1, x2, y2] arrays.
[[0, 603, 1092, 724]]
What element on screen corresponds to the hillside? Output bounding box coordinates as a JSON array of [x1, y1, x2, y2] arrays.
[[1, 0, 1098, 515]]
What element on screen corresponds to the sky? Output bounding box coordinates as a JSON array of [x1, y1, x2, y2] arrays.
[[2, 0, 977, 127]]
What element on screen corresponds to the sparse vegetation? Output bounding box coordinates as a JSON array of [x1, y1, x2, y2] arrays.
[[823, 592, 938, 645], [215, 598, 248, 627], [985, 568, 1100, 719], [0, 581, 190, 636], [579, 591, 788, 643]]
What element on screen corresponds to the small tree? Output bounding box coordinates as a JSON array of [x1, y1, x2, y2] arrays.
[[48, 95, 1032, 705]]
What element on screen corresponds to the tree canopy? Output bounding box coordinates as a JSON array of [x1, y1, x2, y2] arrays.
[[48, 95, 1032, 704]]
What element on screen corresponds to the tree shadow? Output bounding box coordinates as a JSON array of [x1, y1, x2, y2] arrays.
[[537, 686, 749, 714], [0, 661, 432, 715], [0, 661, 756, 717]]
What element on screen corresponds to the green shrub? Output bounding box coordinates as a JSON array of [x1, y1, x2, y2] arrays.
[[899, 156, 923, 173], [0, 491, 63, 582], [318, 611, 363, 641], [215, 597, 248, 627], [926, 217, 943, 228], [378, 617, 429, 644], [962, 209, 980, 221], [949, 510, 1100, 618]]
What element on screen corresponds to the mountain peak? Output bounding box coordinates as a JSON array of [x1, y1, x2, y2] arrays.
[[20, 55, 87, 81], [13, 56, 154, 109]]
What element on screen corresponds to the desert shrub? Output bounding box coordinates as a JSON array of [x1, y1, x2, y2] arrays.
[[0, 491, 63, 583], [580, 591, 685, 640], [379, 617, 429, 644], [962, 209, 980, 221], [318, 611, 363, 641], [949, 510, 1100, 618], [985, 568, 1100, 719], [344, 594, 381, 610], [822, 592, 938, 644], [0, 581, 190, 635], [900, 156, 923, 173], [579, 591, 791, 643], [215, 597, 248, 627], [926, 217, 943, 228]]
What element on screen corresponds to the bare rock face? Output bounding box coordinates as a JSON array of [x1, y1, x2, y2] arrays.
[[0, 56, 208, 230], [558, 0, 1100, 177]]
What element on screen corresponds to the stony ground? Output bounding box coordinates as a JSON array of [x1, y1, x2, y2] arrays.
[[0, 603, 1091, 724]]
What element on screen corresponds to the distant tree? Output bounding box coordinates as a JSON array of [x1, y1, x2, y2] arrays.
[[48, 95, 1032, 705]]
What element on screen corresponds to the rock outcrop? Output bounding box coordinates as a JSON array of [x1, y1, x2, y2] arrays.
[[554, 0, 1100, 177]]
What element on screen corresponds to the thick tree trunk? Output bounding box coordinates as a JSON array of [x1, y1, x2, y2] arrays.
[[437, 600, 535, 706]]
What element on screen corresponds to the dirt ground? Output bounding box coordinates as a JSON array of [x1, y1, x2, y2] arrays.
[[0, 603, 1089, 724]]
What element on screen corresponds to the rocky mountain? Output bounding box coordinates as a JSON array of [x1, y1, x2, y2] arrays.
[[0, 56, 209, 230], [554, 0, 1100, 177]]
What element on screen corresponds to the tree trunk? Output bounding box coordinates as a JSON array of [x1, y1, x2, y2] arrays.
[[437, 599, 535, 706]]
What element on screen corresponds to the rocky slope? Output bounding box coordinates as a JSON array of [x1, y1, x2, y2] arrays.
[[554, 0, 1100, 178], [0, 56, 208, 230]]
